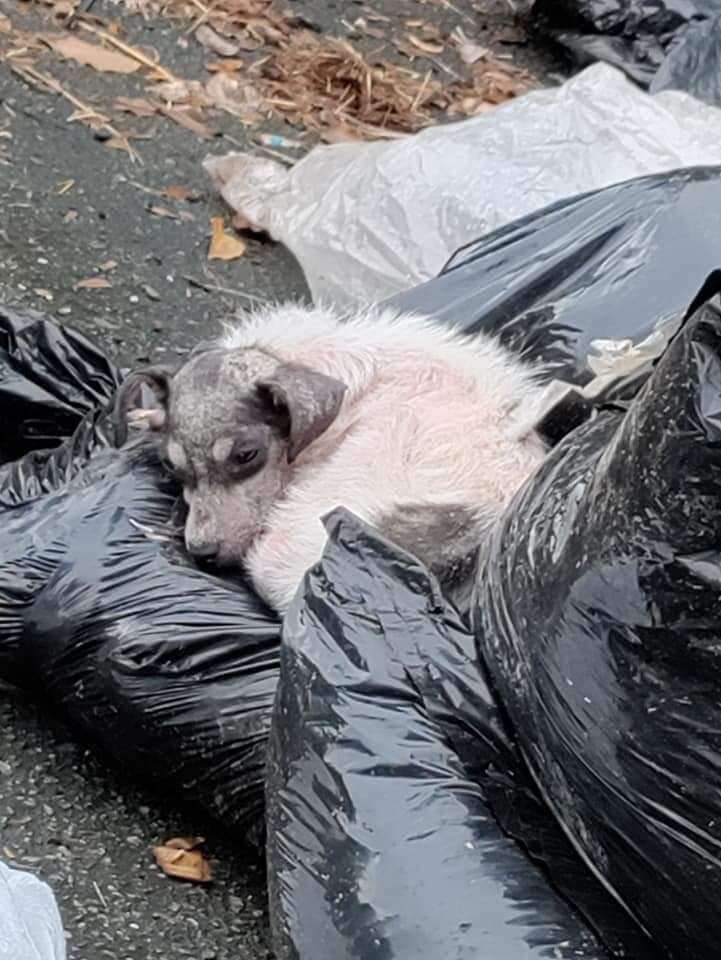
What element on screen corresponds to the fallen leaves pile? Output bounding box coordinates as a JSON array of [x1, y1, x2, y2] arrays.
[[259, 32, 446, 140], [0, 0, 536, 275], [0, 0, 536, 160]]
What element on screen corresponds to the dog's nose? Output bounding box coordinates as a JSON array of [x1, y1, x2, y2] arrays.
[[188, 541, 219, 561]]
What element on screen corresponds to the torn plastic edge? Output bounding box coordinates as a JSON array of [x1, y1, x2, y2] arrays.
[[532, 273, 721, 446]]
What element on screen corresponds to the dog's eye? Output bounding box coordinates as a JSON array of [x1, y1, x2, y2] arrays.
[[231, 449, 258, 465]]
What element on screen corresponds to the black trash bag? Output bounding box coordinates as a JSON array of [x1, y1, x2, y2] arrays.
[[266, 509, 662, 960], [389, 166, 721, 398], [532, 0, 721, 105], [473, 287, 721, 959], [0, 317, 650, 960], [0, 425, 281, 830], [1, 175, 718, 944], [0, 304, 120, 464], [0, 306, 282, 829]]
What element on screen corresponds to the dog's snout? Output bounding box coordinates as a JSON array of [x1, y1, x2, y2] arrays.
[[187, 540, 219, 561]]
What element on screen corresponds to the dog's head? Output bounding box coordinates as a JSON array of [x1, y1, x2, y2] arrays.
[[114, 346, 346, 566]]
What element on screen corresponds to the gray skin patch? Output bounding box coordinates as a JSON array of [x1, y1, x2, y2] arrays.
[[374, 502, 494, 589], [135, 346, 345, 568], [161, 347, 292, 563]]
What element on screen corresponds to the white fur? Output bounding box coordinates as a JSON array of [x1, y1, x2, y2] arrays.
[[222, 303, 549, 612]]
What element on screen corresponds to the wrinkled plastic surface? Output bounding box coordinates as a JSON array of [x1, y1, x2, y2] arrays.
[[0, 311, 652, 960], [0, 251, 713, 960], [474, 290, 721, 959], [0, 304, 120, 465], [15, 445, 281, 831], [0, 302, 660, 955], [204, 63, 721, 308], [534, 0, 721, 105], [0, 860, 66, 960], [0, 308, 281, 831], [267, 510, 661, 960], [390, 167, 721, 392]]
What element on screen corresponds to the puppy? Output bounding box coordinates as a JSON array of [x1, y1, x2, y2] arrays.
[[114, 303, 548, 613]]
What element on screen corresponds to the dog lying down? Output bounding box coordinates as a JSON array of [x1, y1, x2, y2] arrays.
[[114, 304, 549, 613]]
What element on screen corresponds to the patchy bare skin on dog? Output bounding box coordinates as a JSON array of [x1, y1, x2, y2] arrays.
[[375, 502, 492, 587], [114, 303, 548, 612]]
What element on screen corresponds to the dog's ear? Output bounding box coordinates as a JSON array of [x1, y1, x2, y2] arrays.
[[257, 362, 346, 462], [113, 365, 175, 446]]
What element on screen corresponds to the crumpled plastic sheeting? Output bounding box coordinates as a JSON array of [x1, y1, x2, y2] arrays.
[[533, 0, 721, 105], [204, 63, 721, 308], [267, 509, 661, 960], [474, 289, 721, 960], [0, 860, 66, 960]]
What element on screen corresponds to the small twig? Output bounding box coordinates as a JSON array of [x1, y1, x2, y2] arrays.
[[411, 69, 432, 111], [126, 178, 165, 197], [76, 21, 176, 82], [253, 143, 295, 166], [186, 0, 219, 36], [66, 0, 99, 29], [183, 275, 268, 304], [426, 56, 462, 81], [92, 881, 108, 910]]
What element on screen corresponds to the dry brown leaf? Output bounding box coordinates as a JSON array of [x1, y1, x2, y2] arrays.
[[63, 209, 78, 223], [46, 36, 140, 74], [165, 836, 205, 851], [408, 34, 444, 55], [153, 843, 212, 883], [208, 217, 247, 261], [206, 58, 246, 73], [34, 288, 54, 301], [196, 24, 239, 57], [99, 259, 118, 272], [75, 276, 112, 290], [392, 37, 421, 61], [55, 179, 75, 195], [0, 14, 12, 32], [52, 0, 76, 16], [114, 96, 158, 118]]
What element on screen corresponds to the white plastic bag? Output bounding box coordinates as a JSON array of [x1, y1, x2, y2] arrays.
[[204, 63, 721, 308], [0, 861, 66, 960]]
